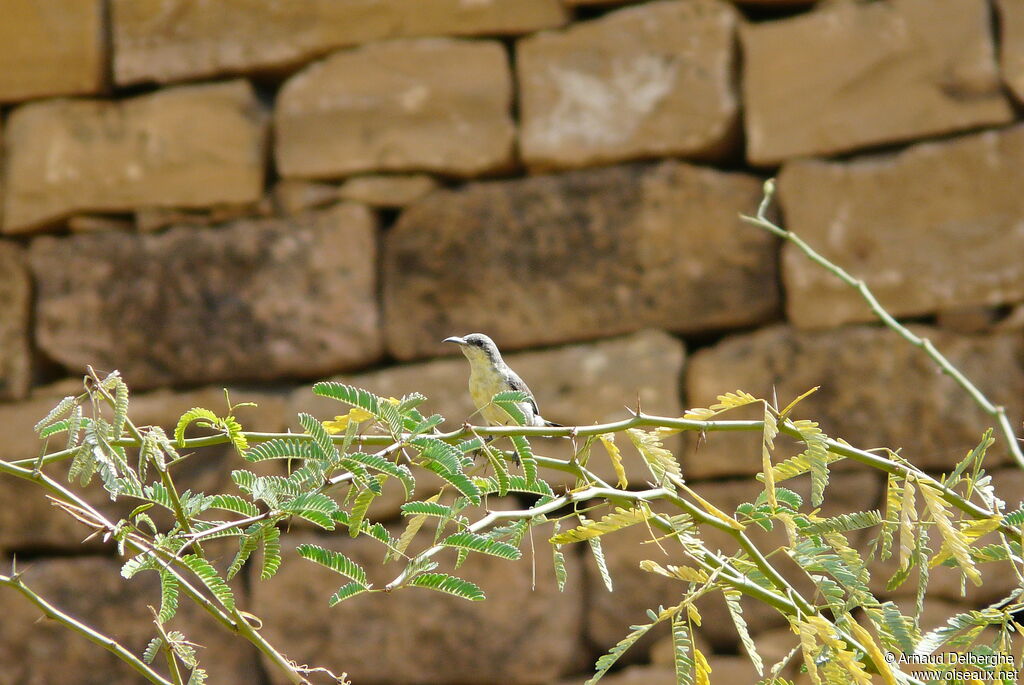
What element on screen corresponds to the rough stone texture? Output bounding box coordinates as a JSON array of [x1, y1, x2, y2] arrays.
[[998, 0, 1024, 103], [685, 325, 1024, 478], [338, 174, 439, 208], [28, 204, 380, 389], [778, 128, 1024, 329], [112, 0, 567, 85], [276, 39, 515, 179], [291, 330, 686, 514], [252, 530, 584, 684], [0, 0, 105, 102], [0, 383, 287, 551], [385, 161, 778, 360], [741, 0, 1013, 165], [517, 0, 739, 170], [3, 80, 266, 233], [0, 556, 259, 684], [0, 242, 31, 400], [586, 474, 879, 655]]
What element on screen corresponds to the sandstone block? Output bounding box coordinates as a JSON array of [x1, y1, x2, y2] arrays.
[[0, 0, 104, 102], [385, 161, 778, 359], [778, 127, 1024, 328], [518, 0, 739, 170], [3, 80, 266, 233], [0, 557, 259, 684], [276, 39, 515, 179], [112, 0, 567, 85], [685, 325, 1024, 478], [999, 0, 1024, 103], [338, 174, 438, 208], [252, 530, 583, 683], [28, 204, 380, 389], [741, 0, 1012, 165], [0, 242, 30, 400]]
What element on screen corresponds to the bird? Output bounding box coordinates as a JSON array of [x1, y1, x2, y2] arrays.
[[443, 333, 559, 427]]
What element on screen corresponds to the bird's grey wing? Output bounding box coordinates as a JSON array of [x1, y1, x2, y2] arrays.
[[503, 370, 542, 419]]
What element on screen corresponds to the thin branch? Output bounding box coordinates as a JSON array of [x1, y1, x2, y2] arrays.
[[0, 571, 174, 685], [740, 178, 1024, 470]]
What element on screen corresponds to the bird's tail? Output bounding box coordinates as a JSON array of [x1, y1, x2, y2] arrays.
[[543, 419, 563, 428]]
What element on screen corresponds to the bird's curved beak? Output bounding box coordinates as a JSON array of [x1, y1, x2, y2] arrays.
[[442, 336, 467, 345]]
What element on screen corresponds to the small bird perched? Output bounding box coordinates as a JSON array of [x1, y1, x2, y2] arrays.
[[443, 333, 559, 427]]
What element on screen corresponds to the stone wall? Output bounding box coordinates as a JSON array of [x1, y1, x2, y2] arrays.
[[1, 0, 1024, 683]]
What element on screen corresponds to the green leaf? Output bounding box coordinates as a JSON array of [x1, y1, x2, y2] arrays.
[[482, 442, 510, 497], [243, 438, 315, 462], [260, 525, 282, 580], [945, 428, 993, 487], [227, 525, 262, 580], [280, 492, 340, 530], [801, 510, 881, 535], [143, 637, 163, 665], [443, 531, 522, 560], [346, 452, 415, 500], [401, 501, 459, 520], [408, 573, 484, 601], [492, 390, 530, 426], [588, 614, 665, 684], [589, 536, 613, 592], [35, 396, 76, 434], [409, 436, 463, 474], [297, 412, 337, 462], [158, 570, 179, 623], [510, 435, 537, 484], [208, 494, 260, 518], [329, 582, 369, 606], [552, 522, 567, 593], [296, 544, 368, 587], [423, 461, 481, 505], [312, 382, 402, 435], [671, 611, 695, 685], [174, 408, 220, 447], [181, 554, 235, 612], [724, 590, 762, 677], [792, 420, 830, 507], [348, 477, 384, 538]]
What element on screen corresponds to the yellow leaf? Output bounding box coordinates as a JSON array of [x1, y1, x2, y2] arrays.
[[694, 648, 711, 685], [680, 482, 745, 531], [848, 621, 898, 685], [599, 434, 628, 488], [778, 386, 819, 419]]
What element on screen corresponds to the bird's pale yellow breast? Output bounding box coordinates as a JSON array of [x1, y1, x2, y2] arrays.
[[468, 365, 512, 425]]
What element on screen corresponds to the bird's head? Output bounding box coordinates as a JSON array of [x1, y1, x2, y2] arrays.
[[443, 333, 503, 366]]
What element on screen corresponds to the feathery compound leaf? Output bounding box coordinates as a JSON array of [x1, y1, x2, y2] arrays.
[[945, 428, 993, 487], [227, 525, 262, 580], [143, 637, 163, 665], [801, 510, 881, 535], [423, 460, 481, 505], [207, 494, 260, 518], [724, 591, 762, 677], [552, 522, 567, 592], [639, 560, 708, 583], [761, 403, 778, 508], [174, 408, 220, 446], [346, 452, 415, 499], [410, 436, 463, 474], [588, 609, 676, 685], [492, 390, 529, 426], [35, 396, 76, 433], [627, 429, 682, 489], [683, 389, 760, 420], [296, 544, 368, 586], [482, 442, 510, 497], [791, 420, 830, 507], [510, 435, 538, 484], [281, 492, 340, 530], [443, 531, 522, 560], [107, 375, 129, 439], [348, 476, 384, 537], [409, 573, 484, 601], [671, 611, 695, 685], [551, 505, 652, 544], [589, 535, 613, 592], [599, 434, 628, 488], [401, 501, 458, 519], [243, 438, 315, 463], [329, 582, 368, 606], [297, 412, 336, 462], [919, 483, 981, 586], [260, 525, 282, 580], [181, 554, 235, 612], [158, 570, 179, 623], [312, 382, 402, 434]]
